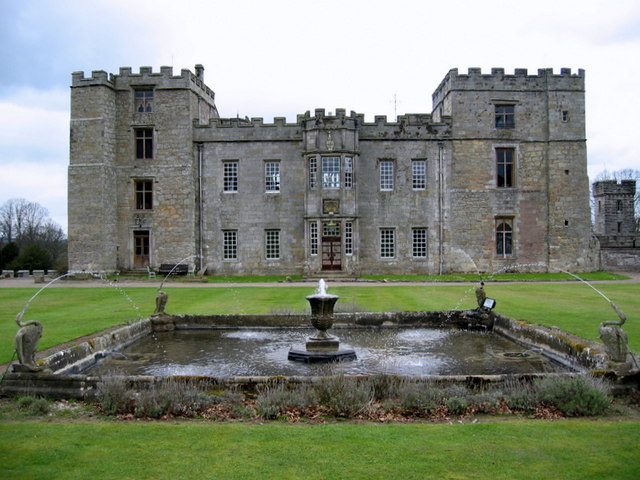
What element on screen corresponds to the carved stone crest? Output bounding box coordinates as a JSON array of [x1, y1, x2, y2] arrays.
[[325, 131, 334, 151]]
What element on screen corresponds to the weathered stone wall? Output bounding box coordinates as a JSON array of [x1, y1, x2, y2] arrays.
[[433, 67, 593, 273], [69, 66, 218, 272], [598, 247, 640, 271], [69, 66, 595, 276], [593, 180, 636, 235], [199, 123, 305, 276], [68, 72, 118, 272], [593, 180, 639, 271], [356, 131, 444, 275]]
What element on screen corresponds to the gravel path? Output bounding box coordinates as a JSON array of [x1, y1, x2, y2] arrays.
[[1, 272, 638, 289]]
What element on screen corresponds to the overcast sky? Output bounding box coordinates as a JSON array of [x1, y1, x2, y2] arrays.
[[1, 0, 639, 232]]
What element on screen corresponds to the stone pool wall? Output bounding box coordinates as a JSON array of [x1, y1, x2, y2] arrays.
[[0, 310, 634, 399]]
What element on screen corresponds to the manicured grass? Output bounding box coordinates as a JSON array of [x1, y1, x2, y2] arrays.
[[1, 282, 638, 479], [1, 421, 638, 480], [1, 281, 638, 364]]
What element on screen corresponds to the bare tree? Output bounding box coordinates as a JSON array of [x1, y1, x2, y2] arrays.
[[0, 198, 49, 243], [0, 199, 67, 270], [0, 199, 17, 242], [38, 219, 67, 261]]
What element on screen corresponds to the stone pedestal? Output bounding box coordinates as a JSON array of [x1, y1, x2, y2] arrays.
[[288, 289, 357, 363], [288, 346, 357, 363]]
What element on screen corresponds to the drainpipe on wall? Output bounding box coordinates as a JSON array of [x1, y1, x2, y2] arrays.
[[197, 143, 204, 272], [438, 142, 444, 275]]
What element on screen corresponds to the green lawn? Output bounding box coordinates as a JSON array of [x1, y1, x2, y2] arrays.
[[1, 421, 638, 480], [1, 281, 638, 364], [1, 281, 639, 479]]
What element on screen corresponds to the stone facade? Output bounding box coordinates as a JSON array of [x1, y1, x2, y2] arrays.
[[68, 66, 595, 276], [593, 180, 640, 271]]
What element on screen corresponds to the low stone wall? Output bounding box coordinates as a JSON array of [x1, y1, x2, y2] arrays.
[[492, 314, 610, 371], [599, 248, 640, 272], [1, 310, 636, 399], [1, 319, 151, 398], [161, 309, 492, 331], [43, 319, 152, 374]]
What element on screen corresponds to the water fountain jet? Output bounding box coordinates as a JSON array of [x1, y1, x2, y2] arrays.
[[288, 279, 356, 363], [12, 273, 77, 372]]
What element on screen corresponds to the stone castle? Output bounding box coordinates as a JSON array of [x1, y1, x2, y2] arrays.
[[593, 179, 639, 271], [68, 65, 598, 276]]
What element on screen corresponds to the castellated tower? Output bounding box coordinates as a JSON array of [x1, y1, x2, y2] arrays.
[[68, 70, 118, 272], [593, 180, 639, 270], [68, 66, 218, 272], [593, 180, 637, 236], [431, 68, 591, 273], [69, 65, 594, 276]]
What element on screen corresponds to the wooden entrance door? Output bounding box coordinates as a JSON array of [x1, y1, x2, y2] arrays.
[[322, 237, 342, 270], [133, 230, 150, 267], [321, 222, 341, 271]]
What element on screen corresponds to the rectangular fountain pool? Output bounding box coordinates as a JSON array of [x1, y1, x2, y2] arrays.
[[84, 327, 571, 377]]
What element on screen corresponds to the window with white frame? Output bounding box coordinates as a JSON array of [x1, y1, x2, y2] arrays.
[[322, 156, 340, 189], [265, 161, 280, 192], [309, 156, 317, 188], [412, 228, 427, 257], [380, 228, 395, 258], [310, 221, 318, 255], [265, 229, 280, 259], [223, 161, 238, 192], [344, 156, 353, 189], [412, 160, 426, 190], [345, 222, 353, 255], [496, 218, 513, 257], [223, 230, 237, 260], [380, 160, 394, 190]]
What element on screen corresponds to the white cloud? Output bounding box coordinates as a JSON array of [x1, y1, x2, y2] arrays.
[[0, 92, 68, 230], [1, 0, 639, 232], [0, 92, 68, 153], [0, 160, 67, 230]]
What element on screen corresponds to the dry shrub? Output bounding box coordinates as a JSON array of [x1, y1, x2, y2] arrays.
[[311, 375, 374, 417], [256, 383, 311, 419]]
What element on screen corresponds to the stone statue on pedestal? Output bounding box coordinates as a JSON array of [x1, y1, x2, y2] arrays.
[[599, 302, 629, 363]]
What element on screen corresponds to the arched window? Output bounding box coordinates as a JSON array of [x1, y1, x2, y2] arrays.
[[496, 220, 513, 256]]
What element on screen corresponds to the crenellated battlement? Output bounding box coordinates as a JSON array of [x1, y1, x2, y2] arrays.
[[71, 69, 113, 86], [193, 106, 450, 143], [69, 63, 596, 277], [593, 179, 637, 197], [72, 65, 215, 100], [432, 67, 585, 109], [198, 108, 444, 130]]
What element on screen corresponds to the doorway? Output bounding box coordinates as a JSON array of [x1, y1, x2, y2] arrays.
[[133, 230, 150, 267], [321, 222, 341, 271]]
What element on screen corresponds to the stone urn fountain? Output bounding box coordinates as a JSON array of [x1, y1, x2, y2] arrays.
[[288, 279, 356, 363]]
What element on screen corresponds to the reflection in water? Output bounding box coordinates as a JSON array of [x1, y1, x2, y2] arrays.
[[86, 327, 569, 377]]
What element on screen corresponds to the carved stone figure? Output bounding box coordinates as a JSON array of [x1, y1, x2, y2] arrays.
[[14, 312, 45, 372], [151, 289, 175, 331], [475, 282, 486, 309], [599, 301, 629, 363], [154, 290, 168, 314]]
